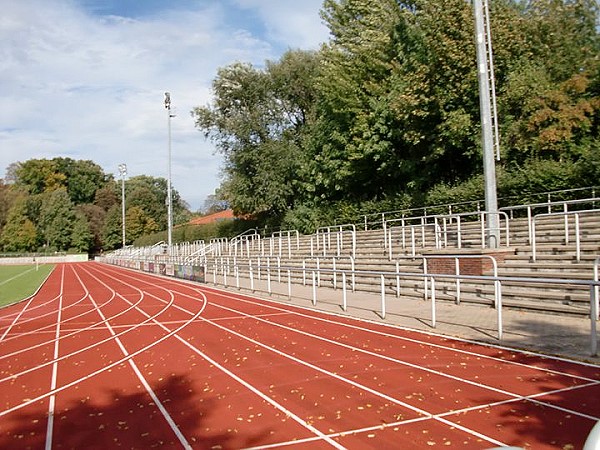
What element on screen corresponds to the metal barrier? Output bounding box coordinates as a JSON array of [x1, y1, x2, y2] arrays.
[[422, 254, 500, 307], [270, 230, 300, 258], [385, 210, 510, 258], [531, 209, 600, 261], [313, 224, 356, 257], [501, 197, 600, 244], [202, 259, 599, 356]]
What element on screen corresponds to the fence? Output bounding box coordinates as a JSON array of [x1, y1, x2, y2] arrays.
[[200, 259, 599, 356]]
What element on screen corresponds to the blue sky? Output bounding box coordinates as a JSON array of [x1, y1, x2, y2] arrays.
[[1, 0, 330, 211]]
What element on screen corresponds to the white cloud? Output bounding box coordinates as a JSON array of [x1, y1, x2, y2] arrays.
[[0, 0, 329, 211]]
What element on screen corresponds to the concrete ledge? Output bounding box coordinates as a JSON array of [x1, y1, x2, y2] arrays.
[[0, 254, 88, 265]]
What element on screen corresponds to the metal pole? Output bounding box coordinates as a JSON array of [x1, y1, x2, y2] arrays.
[[118, 164, 127, 248], [473, 0, 500, 248], [164, 92, 174, 248]]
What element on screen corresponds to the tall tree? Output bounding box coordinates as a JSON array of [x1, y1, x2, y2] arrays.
[[71, 212, 93, 253], [193, 50, 320, 217], [101, 205, 123, 250], [0, 198, 38, 252], [38, 189, 75, 251]]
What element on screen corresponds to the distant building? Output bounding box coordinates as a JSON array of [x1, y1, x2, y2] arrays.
[[187, 209, 234, 225]]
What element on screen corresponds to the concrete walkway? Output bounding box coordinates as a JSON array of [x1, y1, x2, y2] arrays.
[[208, 276, 600, 364]]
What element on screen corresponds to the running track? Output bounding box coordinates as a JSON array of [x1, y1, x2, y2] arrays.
[[1, 262, 599, 449]]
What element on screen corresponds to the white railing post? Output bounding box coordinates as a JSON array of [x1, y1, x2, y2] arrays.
[[455, 257, 461, 305], [591, 285, 598, 356], [575, 213, 581, 262], [380, 274, 386, 319], [431, 276, 436, 327], [342, 272, 348, 311]]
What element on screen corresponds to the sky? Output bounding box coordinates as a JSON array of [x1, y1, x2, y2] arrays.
[[0, 0, 330, 211]]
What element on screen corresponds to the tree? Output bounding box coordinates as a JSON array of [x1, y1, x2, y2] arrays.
[[0, 180, 23, 233], [94, 184, 119, 211], [125, 175, 188, 229], [38, 189, 75, 251], [14, 159, 66, 195], [71, 212, 93, 253], [101, 205, 123, 250], [193, 50, 321, 217], [203, 191, 229, 214], [53, 158, 110, 204], [77, 203, 107, 253], [0, 199, 38, 252], [125, 206, 159, 241]]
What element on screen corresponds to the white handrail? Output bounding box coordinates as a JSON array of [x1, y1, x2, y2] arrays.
[[199, 259, 599, 355], [531, 209, 599, 261]]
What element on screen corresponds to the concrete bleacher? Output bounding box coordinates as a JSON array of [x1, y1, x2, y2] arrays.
[[201, 205, 600, 319], [103, 197, 600, 320]]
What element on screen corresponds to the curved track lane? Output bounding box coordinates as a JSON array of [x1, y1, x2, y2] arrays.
[[0, 262, 598, 449]]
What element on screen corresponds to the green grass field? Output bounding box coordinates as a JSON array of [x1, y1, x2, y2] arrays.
[[0, 264, 55, 307]]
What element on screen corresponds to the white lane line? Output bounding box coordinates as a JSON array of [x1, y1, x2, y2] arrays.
[[0, 262, 184, 382], [207, 294, 600, 421], [0, 267, 207, 419], [93, 266, 600, 443], [96, 267, 600, 412], [95, 267, 509, 448], [45, 266, 65, 450], [101, 268, 597, 380], [78, 278, 192, 449], [0, 266, 35, 286], [206, 286, 600, 382], [189, 304, 509, 447], [0, 296, 38, 342], [85, 264, 347, 449]]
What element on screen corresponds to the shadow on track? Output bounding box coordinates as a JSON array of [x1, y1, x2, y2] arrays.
[[0, 373, 272, 449]]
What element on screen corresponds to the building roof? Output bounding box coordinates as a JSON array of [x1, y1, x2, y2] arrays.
[[188, 209, 234, 225]]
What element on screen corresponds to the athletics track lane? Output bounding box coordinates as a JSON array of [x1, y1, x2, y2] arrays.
[[0, 262, 598, 449]]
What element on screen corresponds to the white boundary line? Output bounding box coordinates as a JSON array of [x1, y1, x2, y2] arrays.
[[71, 267, 192, 449], [205, 293, 600, 421], [81, 263, 347, 449], [0, 266, 208, 419], [45, 266, 65, 450], [92, 264, 510, 447], [197, 282, 600, 378], [98, 263, 600, 444]]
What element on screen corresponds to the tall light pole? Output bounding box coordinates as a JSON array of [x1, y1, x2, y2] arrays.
[[473, 0, 500, 248], [164, 92, 174, 248], [118, 163, 127, 248]]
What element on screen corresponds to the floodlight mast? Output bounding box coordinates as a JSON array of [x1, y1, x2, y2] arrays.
[[118, 163, 127, 248], [472, 0, 500, 248], [164, 92, 174, 248]]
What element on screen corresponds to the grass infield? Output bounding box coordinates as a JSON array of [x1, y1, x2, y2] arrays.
[[0, 264, 55, 307]]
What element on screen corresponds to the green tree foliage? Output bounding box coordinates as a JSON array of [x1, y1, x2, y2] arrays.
[[71, 211, 94, 252], [101, 205, 123, 250], [38, 189, 75, 251], [1, 158, 191, 251], [77, 203, 106, 252], [125, 206, 159, 242], [0, 198, 38, 252], [193, 0, 598, 231], [125, 175, 188, 229], [192, 50, 321, 217]]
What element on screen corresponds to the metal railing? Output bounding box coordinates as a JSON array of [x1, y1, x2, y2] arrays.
[[313, 224, 356, 257], [269, 230, 300, 258], [422, 254, 500, 308], [384, 210, 510, 258], [358, 186, 598, 231], [202, 259, 599, 356], [531, 209, 600, 261], [501, 197, 600, 245]]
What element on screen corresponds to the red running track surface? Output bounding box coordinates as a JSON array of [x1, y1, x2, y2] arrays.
[[0, 262, 598, 449]]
